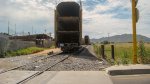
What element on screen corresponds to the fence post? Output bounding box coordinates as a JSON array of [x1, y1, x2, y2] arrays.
[[101, 45, 105, 59], [111, 45, 115, 60]]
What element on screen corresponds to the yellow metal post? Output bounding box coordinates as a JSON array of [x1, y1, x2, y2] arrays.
[[132, 0, 137, 64]]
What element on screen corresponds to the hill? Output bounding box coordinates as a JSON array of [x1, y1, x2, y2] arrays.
[[91, 34, 150, 43]]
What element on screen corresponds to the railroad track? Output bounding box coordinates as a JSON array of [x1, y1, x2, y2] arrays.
[[0, 52, 63, 74], [17, 46, 85, 84], [17, 54, 70, 84]]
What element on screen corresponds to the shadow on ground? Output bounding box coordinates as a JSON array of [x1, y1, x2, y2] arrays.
[[72, 46, 101, 61]]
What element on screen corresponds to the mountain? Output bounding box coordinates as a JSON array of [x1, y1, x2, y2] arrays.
[[91, 34, 150, 43]]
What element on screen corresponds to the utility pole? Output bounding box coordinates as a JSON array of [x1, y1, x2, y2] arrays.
[[15, 24, 16, 35], [23, 31, 24, 36], [80, 0, 82, 8], [108, 33, 110, 43], [45, 29, 47, 34], [8, 21, 10, 35], [43, 25, 47, 34], [131, 0, 139, 64], [49, 32, 51, 37], [32, 26, 33, 35]]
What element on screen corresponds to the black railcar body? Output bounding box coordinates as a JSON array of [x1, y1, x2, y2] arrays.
[[84, 35, 90, 45], [55, 2, 82, 52]]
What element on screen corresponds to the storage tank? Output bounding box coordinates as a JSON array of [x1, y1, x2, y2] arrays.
[[55, 2, 82, 51]]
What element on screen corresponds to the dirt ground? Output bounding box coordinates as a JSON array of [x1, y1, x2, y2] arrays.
[[0, 48, 61, 70], [31, 48, 61, 56]]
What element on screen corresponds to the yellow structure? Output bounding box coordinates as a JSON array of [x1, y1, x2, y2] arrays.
[[132, 0, 138, 64]]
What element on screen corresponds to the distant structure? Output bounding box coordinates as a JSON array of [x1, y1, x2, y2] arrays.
[[0, 33, 10, 38], [9, 34, 53, 47]]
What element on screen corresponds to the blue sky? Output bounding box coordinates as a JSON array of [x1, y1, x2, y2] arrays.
[[0, 0, 150, 38]]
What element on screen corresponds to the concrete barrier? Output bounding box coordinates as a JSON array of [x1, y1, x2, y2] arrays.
[[0, 37, 36, 57], [106, 64, 150, 76], [7, 40, 36, 51], [0, 37, 9, 57]]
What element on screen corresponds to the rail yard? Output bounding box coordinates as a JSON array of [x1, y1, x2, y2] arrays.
[[0, 46, 108, 72], [0, 0, 150, 84], [0, 46, 110, 84], [0, 2, 108, 83]]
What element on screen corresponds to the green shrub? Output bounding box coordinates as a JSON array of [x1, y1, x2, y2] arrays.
[[101, 40, 110, 44], [93, 44, 101, 59], [5, 47, 45, 57], [121, 51, 131, 64], [92, 43, 150, 64], [138, 41, 150, 64]]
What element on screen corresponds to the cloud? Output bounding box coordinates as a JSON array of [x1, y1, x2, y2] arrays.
[[0, 0, 55, 34], [82, 0, 150, 38], [0, 0, 150, 38], [82, 0, 132, 38]]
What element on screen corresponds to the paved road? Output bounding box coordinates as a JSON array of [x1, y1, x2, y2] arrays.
[[110, 74, 150, 84]]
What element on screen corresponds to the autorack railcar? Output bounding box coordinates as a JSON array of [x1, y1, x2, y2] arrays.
[[55, 2, 82, 52]]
